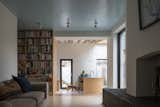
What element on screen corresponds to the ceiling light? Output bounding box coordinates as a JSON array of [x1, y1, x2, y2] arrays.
[[36, 22, 42, 29], [66, 18, 70, 28], [94, 19, 98, 28]]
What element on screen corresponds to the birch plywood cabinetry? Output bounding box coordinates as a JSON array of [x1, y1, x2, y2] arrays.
[[83, 78, 104, 94]]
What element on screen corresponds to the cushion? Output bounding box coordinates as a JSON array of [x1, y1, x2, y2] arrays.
[[5, 80, 22, 91], [20, 91, 45, 104], [0, 80, 22, 100], [12, 76, 32, 92], [0, 101, 12, 107]]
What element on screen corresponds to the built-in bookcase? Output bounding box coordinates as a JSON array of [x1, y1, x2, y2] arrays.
[[18, 29, 53, 95]]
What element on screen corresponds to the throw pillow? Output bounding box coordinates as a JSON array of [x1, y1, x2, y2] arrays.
[[12, 75, 32, 92]]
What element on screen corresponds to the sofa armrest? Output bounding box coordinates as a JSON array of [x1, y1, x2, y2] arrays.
[[8, 96, 38, 107], [30, 82, 48, 98], [0, 101, 12, 107]]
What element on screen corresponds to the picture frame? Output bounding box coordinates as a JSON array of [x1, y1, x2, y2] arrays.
[[138, 0, 160, 30]]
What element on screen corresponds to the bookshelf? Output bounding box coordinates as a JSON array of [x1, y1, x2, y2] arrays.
[[18, 29, 53, 95]]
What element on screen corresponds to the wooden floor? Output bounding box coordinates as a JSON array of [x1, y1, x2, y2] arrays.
[[47, 94, 104, 107]]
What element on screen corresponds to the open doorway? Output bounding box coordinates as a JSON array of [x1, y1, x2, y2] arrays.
[[54, 37, 108, 95], [60, 59, 73, 89]]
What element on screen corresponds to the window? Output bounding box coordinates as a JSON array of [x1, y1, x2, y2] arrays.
[[117, 29, 126, 89], [96, 59, 108, 85], [120, 30, 126, 88]]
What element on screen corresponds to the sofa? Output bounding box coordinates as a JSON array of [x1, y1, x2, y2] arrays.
[[0, 79, 47, 107], [103, 88, 160, 107]]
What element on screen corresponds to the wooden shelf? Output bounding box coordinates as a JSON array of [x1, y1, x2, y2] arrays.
[[18, 60, 52, 61], [18, 29, 53, 95], [18, 29, 52, 31], [18, 29, 53, 75], [18, 44, 52, 46], [18, 37, 52, 39], [18, 52, 52, 54]]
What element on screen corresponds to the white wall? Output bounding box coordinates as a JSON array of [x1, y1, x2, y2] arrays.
[[127, 0, 160, 96], [0, 2, 17, 82], [112, 35, 118, 88], [107, 37, 113, 88], [57, 43, 107, 86]]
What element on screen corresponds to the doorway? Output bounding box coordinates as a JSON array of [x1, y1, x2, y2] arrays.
[[60, 59, 73, 89]]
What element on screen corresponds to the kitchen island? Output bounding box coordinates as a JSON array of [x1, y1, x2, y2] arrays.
[[83, 77, 104, 94]]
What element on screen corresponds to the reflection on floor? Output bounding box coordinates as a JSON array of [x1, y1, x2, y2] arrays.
[[47, 90, 104, 107], [47, 95, 103, 107], [55, 89, 82, 96]]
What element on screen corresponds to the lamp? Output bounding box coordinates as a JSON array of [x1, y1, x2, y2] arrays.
[[94, 19, 98, 28], [66, 18, 70, 28]]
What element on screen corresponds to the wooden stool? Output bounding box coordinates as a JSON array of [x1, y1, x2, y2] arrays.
[[67, 85, 79, 91]]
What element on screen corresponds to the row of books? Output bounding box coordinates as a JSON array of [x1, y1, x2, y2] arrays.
[[40, 39, 52, 45], [18, 39, 25, 45], [18, 31, 52, 38], [18, 46, 52, 54], [26, 61, 52, 74], [18, 54, 26, 60], [27, 39, 52, 45], [27, 46, 39, 53], [27, 61, 52, 68], [39, 46, 52, 53], [18, 39, 52, 45], [18, 47, 26, 53], [26, 69, 51, 75], [26, 54, 52, 60], [19, 54, 52, 60], [27, 46, 52, 53], [41, 31, 52, 38]]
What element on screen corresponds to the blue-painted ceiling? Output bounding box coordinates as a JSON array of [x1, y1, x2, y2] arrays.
[[0, 0, 126, 31]]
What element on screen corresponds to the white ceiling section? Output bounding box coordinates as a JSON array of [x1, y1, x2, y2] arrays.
[[0, 0, 126, 32], [55, 36, 107, 45], [55, 36, 107, 41], [56, 40, 107, 44], [54, 31, 110, 37]]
